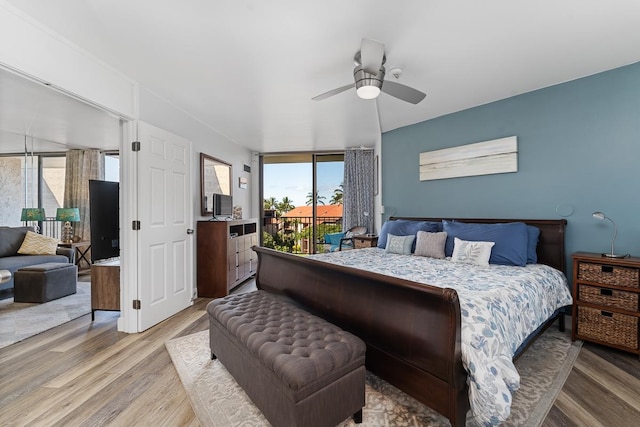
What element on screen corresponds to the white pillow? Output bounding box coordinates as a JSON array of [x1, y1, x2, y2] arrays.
[[451, 237, 495, 266], [17, 231, 59, 255], [385, 233, 415, 255]]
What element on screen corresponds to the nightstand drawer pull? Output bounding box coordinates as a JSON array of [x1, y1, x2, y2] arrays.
[[600, 289, 613, 296], [602, 266, 614, 273], [601, 311, 613, 317]]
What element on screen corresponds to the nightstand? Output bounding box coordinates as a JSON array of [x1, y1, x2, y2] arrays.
[[572, 252, 640, 356], [352, 235, 378, 249]]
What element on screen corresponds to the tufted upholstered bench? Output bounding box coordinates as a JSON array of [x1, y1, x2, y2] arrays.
[[14, 262, 77, 303], [207, 290, 366, 427]]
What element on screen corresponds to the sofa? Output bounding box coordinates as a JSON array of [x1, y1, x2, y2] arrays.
[[0, 226, 75, 291]]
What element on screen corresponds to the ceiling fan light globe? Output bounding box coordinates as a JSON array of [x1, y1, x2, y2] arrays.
[[357, 85, 380, 99], [353, 65, 384, 100]]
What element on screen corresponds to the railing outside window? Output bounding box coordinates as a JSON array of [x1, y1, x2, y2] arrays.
[[41, 218, 62, 240], [262, 215, 343, 255]]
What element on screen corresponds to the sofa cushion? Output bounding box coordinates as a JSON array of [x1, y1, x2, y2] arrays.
[[18, 231, 59, 255], [0, 227, 31, 258]]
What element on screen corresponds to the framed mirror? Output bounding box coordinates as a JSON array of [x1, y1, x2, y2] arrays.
[[200, 153, 232, 216]]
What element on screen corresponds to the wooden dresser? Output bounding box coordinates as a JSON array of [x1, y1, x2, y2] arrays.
[[197, 219, 258, 298], [572, 252, 640, 356]]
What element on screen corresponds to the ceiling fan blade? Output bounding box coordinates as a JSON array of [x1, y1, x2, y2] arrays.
[[312, 83, 355, 101], [381, 80, 426, 104], [360, 38, 385, 75]]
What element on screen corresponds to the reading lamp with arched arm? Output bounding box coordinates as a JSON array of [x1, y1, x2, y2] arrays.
[[592, 211, 628, 258]]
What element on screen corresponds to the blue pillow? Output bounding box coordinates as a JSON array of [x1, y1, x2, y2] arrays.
[[442, 221, 529, 267], [526, 225, 540, 264], [378, 220, 442, 251]]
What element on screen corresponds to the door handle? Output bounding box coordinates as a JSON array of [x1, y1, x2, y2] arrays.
[[186, 229, 194, 235]]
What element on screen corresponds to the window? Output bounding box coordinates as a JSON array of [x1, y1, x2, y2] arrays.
[[261, 153, 344, 254]]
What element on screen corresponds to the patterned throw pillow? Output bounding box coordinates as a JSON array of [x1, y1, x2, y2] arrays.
[[385, 234, 415, 255], [414, 231, 447, 259], [17, 231, 59, 255], [451, 237, 495, 266]]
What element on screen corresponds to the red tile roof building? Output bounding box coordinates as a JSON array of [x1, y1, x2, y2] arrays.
[[281, 204, 342, 220]]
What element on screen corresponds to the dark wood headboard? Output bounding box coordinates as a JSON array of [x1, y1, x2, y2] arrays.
[[389, 217, 568, 274]]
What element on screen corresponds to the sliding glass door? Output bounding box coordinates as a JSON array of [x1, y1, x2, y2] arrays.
[[261, 153, 344, 254]]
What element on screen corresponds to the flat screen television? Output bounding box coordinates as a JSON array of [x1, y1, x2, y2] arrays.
[[89, 180, 120, 262], [213, 193, 233, 218]]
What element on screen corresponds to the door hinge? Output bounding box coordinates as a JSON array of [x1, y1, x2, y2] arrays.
[[133, 299, 141, 310], [132, 141, 141, 151], [132, 220, 141, 230]]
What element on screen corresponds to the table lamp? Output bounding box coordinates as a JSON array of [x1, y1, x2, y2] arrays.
[[56, 208, 80, 243], [21, 208, 46, 233], [592, 211, 628, 258]]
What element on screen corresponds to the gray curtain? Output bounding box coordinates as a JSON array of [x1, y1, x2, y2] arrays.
[[343, 149, 374, 233], [63, 149, 105, 244]]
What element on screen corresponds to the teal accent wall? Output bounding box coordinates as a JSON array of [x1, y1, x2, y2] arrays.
[[382, 62, 640, 271]]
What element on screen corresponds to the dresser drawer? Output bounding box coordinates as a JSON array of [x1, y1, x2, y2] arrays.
[[577, 306, 638, 350], [579, 285, 639, 311], [578, 262, 639, 288]]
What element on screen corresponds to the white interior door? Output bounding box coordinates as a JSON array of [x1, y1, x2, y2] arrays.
[[137, 121, 193, 331]]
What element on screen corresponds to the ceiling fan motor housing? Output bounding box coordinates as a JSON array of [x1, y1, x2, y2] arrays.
[[353, 65, 385, 99]]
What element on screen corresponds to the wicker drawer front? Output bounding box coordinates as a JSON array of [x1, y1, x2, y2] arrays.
[[578, 262, 640, 288], [579, 285, 639, 311], [577, 306, 638, 350], [354, 239, 369, 249]]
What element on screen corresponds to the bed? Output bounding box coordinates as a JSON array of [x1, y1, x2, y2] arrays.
[[253, 217, 572, 426]]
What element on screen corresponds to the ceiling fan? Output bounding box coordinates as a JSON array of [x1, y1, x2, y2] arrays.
[[312, 38, 426, 104]]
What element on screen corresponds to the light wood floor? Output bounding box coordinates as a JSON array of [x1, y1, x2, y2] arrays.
[[1, 281, 639, 427]]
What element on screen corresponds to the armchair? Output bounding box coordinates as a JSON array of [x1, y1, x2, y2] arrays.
[[323, 232, 345, 252], [338, 226, 367, 251], [323, 226, 367, 252]]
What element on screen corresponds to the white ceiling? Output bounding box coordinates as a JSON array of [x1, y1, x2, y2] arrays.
[[2, 0, 640, 154]]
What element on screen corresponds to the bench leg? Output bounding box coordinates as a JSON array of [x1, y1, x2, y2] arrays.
[[353, 408, 363, 424], [211, 352, 217, 360]]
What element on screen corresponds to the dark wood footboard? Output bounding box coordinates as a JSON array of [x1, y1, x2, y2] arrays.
[[253, 246, 469, 426]]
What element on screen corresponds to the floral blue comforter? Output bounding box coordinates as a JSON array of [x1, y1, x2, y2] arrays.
[[310, 248, 573, 426]]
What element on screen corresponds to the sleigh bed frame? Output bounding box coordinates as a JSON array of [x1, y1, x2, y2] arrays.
[[253, 217, 568, 426]]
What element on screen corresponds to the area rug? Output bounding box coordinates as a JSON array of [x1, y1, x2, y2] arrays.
[[0, 281, 91, 349], [166, 326, 582, 427]]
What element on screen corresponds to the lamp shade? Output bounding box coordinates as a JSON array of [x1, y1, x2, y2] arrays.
[[21, 208, 46, 222], [56, 208, 80, 222]]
